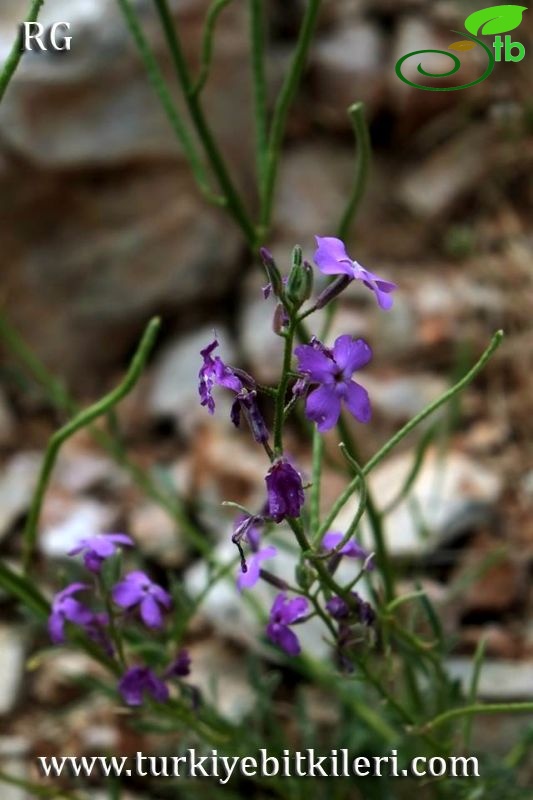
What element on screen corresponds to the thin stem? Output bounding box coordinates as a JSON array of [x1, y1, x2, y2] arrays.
[[0, 0, 44, 102], [153, 0, 256, 245], [23, 319, 161, 573], [191, 0, 233, 96], [310, 427, 323, 535], [117, 0, 218, 203], [260, 0, 322, 230], [249, 0, 268, 199], [273, 321, 296, 454], [0, 310, 208, 555], [317, 331, 504, 539], [336, 102, 371, 241], [422, 702, 533, 734]]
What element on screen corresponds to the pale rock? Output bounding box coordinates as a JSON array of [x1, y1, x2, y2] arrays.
[[311, 22, 386, 127], [0, 626, 26, 715], [446, 658, 533, 700], [334, 448, 502, 559], [187, 640, 255, 722], [0, 452, 41, 542], [363, 373, 448, 422], [54, 438, 127, 494], [129, 502, 188, 567], [40, 495, 119, 559], [32, 650, 108, 705]]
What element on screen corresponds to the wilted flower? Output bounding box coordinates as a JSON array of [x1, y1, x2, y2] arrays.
[[68, 532, 134, 573], [294, 335, 372, 431], [230, 388, 269, 443], [112, 571, 172, 629], [118, 666, 169, 707], [48, 583, 96, 644], [198, 338, 242, 415], [267, 593, 309, 656], [265, 458, 305, 522], [237, 545, 277, 591], [314, 236, 396, 310], [322, 531, 374, 569]]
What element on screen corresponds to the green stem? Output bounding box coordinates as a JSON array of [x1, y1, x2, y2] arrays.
[[336, 102, 371, 241], [191, 0, 234, 96], [0, 311, 207, 555], [422, 702, 533, 734], [117, 0, 218, 203], [0, 0, 44, 102], [273, 321, 296, 454], [153, 0, 256, 245], [310, 427, 323, 535], [317, 331, 504, 539], [260, 0, 322, 230], [22, 318, 161, 573], [249, 0, 268, 201]]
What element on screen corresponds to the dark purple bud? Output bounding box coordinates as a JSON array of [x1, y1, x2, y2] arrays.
[[326, 596, 350, 620], [315, 274, 353, 309], [165, 649, 191, 679], [265, 458, 305, 522]]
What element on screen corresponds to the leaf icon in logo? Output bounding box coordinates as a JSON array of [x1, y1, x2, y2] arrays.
[[464, 5, 527, 36], [449, 41, 478, 50]]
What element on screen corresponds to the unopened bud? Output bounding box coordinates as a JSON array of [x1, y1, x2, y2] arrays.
[[286, 255, 314, 309], [295, 561, 315, 590], [315, 274, 353, 309], [260, 247, 283, 300]]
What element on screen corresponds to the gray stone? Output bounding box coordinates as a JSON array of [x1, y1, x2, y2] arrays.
[[187, 640, 256, 722], [334, 448, 502, 559], [446, 658, 533, 701], [0, 452, 41, 543], [129, 501, 188, 567], [0, 626, 26, 715], [311, 22, 386, 127]]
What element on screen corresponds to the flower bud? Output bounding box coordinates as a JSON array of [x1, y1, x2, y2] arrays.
[[315, 274, 353, 309], [260, 247, 283, 300], [295, 561, 315, 591], [286, 255, 314, 310]]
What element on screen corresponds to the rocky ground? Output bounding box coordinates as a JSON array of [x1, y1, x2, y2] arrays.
[[0, 0, 533, 797]]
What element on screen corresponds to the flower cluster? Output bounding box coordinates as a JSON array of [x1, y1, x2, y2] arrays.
[[49, 532, 191, 707], [197, 236, 389, 663]]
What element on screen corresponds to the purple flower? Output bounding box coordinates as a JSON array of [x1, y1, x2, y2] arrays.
[[294, 335, 372, 432], [68, 533, 134, 573], [314, 236, 397, 310], [266, 593, 309, 656], [118, 666, 169, 707], [322, 531, 374, 569], [164, 649, 191, 679], [48, 583, 95, 644], [198, 338, 243, 415], [265, 458, 305, 522], [237, 545, 277, 591], [112, 571, 172, 629]]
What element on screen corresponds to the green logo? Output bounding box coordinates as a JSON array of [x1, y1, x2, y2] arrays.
[[395, 4, 527, 91]]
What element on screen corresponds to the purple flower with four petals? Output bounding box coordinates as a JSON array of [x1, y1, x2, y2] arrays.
[[314, 236, 397, 310], [322, 531, 374, 569], [265, 458, 305, 522], [112, 571, 172, 629], [294, 335, 372, 432], [237, 545, 277, 591], [266, 593, 309, 656], [118, 666, 169, 707], [48, 583, 95, 644], [68, 533, 134, 573]]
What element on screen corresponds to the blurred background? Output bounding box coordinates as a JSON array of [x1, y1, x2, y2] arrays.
[[0, 0, 532, 796]]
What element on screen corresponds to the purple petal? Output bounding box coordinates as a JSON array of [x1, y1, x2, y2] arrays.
[[150, 584, 172, 609], [305, 384, 341, 432], [283, 595, 309, 624], [48, 612, 66, 644], [270, 593, 287, 620], [112, 580, 143, 609], [322, 531, 368, 560], [314, 236, 354, 277], [332, 336, 372, 376], [294, 344, 335, 383], [344, 380, 371, 424], [268, 623, 301, 656], [108, 533, 135, 548], [237, 557, 260, 591], [89, 537, 117, 557], [140, 595, 163, 628]]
